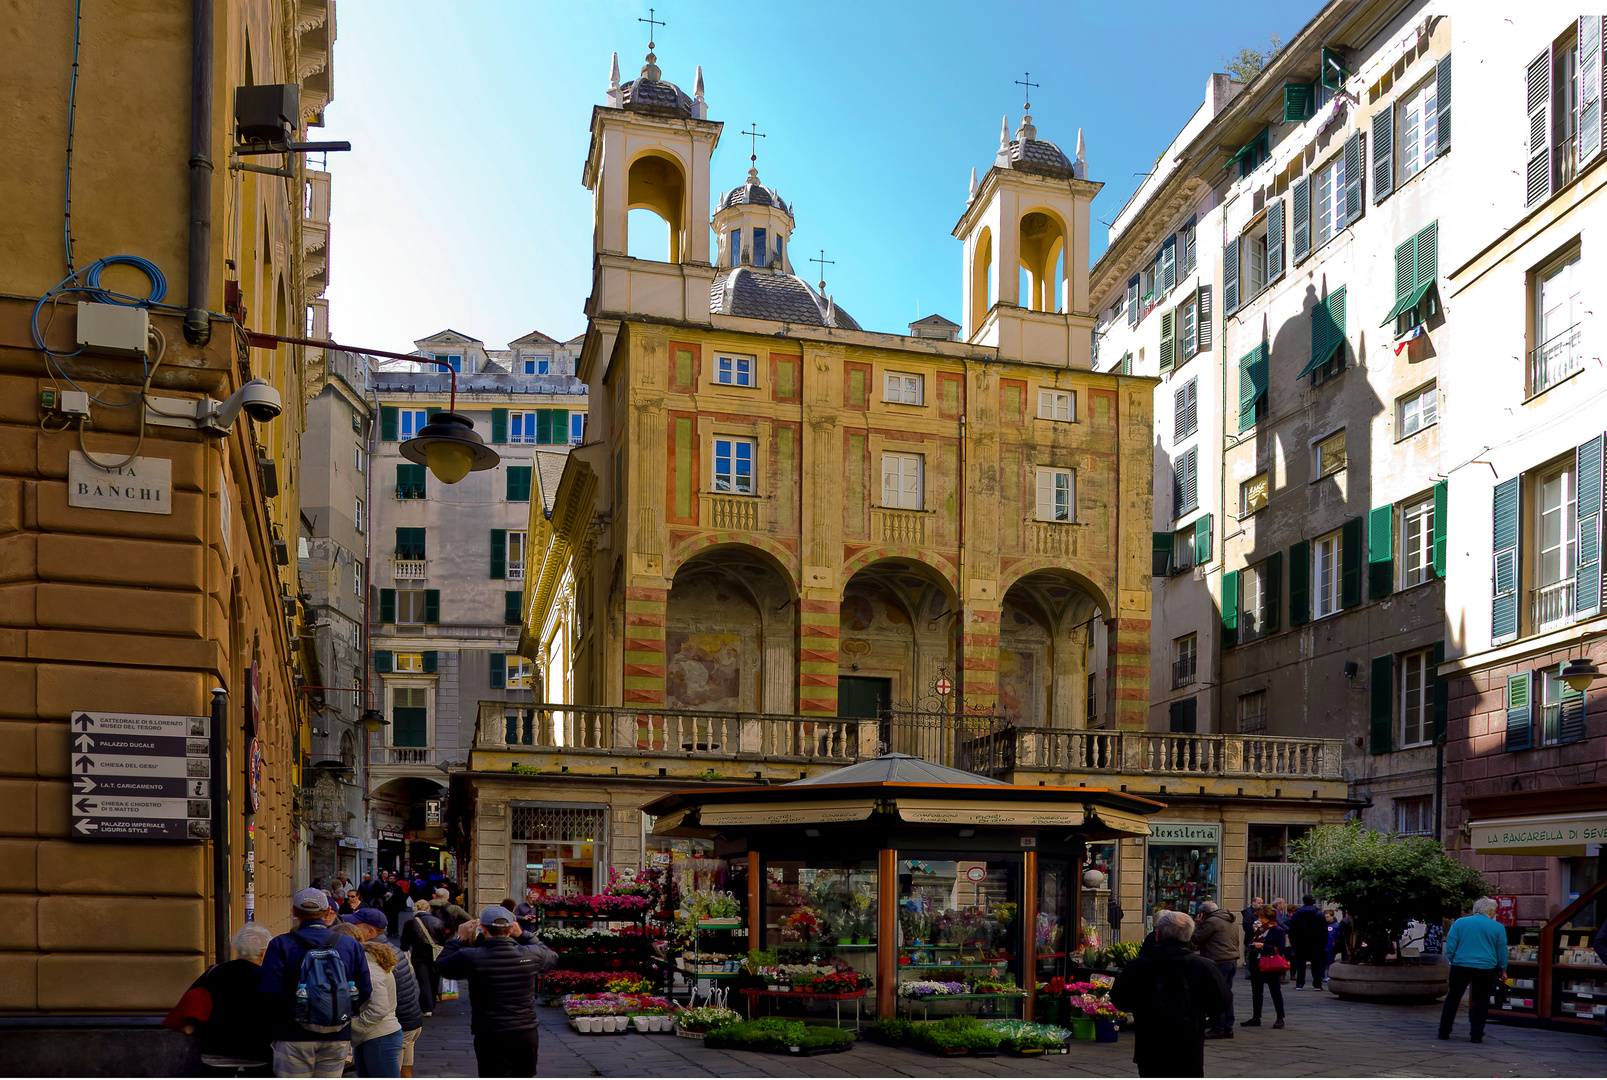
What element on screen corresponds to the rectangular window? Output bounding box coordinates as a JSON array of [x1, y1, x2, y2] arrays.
[[354, 561, 363, 596], [1398, 383, 1438, 437], [1036, 468, 1074, 522], [752, 228, 768, 268], [1239, 561, 1266, 642], [399, 409, 428, 440], [395, 527, 426, 560], [505, 465, 532, 502], [1238, 690, 1268, 735], [1316, 430, 1347, 478], [1172, 524, 1197, 574], [1314, 530, 1342, 618], [509, 412, 537, 444], [885, 372, 924, 404], [1173, 447, 1198, 516], [505, 655, 533, 690], [397, 463, 426, 499], [391, 687, 427, 748], [1038, 389, 1075, 422], [1173, 634, 1197, 687], [435, 353, 462, 373], [570, 412, 586, 445], [882, 453, 924, 510], [1399, 648, 1433, 747], [355, 445, 364, 473], [1180, 217, 1198, 275], [1178, 293, 1198, 359], [524, 355, 551, 375], [1394, 794, 1434, 836], [396, 590, 428, 625], [1531, 249, 1582, 394], [1313, 152, 1347, 250], [355, 497, 365, 533], [1174, 379, 1198, 441], [1399, 78, 1440, 181], [506, 530, 527, 582], [394, 652, 425, 674], [1087, 673, 1097, 724], [1535, 460, 1578, 631], [1402, 498, 1436, 588], [1241, 473, 1269, 517], [716, 354, 755, 386], [713, 438, 755, 494]]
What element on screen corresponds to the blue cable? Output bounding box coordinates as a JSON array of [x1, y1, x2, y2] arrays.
[[84, 255, 167, 305]]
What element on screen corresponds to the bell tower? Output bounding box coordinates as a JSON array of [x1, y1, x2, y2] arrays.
[[953, 102, 1100, 368]]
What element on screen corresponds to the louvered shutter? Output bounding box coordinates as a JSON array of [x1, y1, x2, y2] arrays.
[[1182, 448, 1198, 514], [1343, 131, 1365, 225], [1583, 20, 1602, 167], [1266, 199, 1285, 283], [1292, 176, 1312, 265], [1223, 237, 1241, 315], [1431, 640, 1448, 742], [535, 410, 552, 445], [1559, 662, 1587, 743], [1575, 434, 1604, 618], [1195, 513, 1213, 567], [1341, 515, 1364, 608], [1416, 221, 1437, 295], [1037, 470, 1055, 521], [380, 406, 398, 441], [1263, 549, 1282, 632], [1372, 107, 1394, 204], [1172, 456, 1186, 517], [1161, 235, 1177, 294], [505, 591, 522, 625], [422, 650, 438, 674], [1159, 308, 1176, 372], [1153, 532, 1174, 578], [1369, 504, 1395, 599], [490, 529, 506, 580], [375, 650, 393, 673], [1527, 47, 1553, 206], [1289, 539, 1311, 626], [1328, 287, 1347, 366], [554, 410, 570, 444], [1307, 293, 1333, 379], [1195, 286, 1212, 353], [1394, 234, 1416, 311], [1492, 477, 1521, 644], [489, 653, 506, 690], [1221, 570, 1239, 646], [423, 589, 440, 624], [1437, 53, 1453, 156], [491, 407, 509, 444], [1238, 344, 1266, 433], [1432, 479, 1448, 578], [1370, 655, 1394, 754], [1127, 276, 1140, 327], [1173, 384, 1188, 436], [1182, 217, 1198, 274], [1505, 671, 1533, 751], [380, 589, 396, 623], [1284, 82, 1313, 122]]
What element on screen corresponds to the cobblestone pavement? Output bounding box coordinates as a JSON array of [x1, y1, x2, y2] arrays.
[[411, 980, 1606, 1077]]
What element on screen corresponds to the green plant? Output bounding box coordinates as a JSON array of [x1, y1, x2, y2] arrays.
[[1295, 822, 1489, 966], [1222, 34, 1284, 83], [703, 1017, 855, 1054], [864, 1018, 914, 1046], [742, 949, 777, 975], [1106, 941, 1141, 966]]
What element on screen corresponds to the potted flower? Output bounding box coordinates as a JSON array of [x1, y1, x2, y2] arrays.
[[674, 1006, 739, 1039], [1295, 822, 1487, 1002]]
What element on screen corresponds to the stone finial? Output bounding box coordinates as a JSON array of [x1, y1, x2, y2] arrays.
[[641, 48, 661, 82], [998, 115, 1010, 151], [606, 52, 622, 107], [1075, 127, 1086, 177], [968, 166, 978, 203], [694, 65, 705, 100], [1015, 112, 1036, 143]]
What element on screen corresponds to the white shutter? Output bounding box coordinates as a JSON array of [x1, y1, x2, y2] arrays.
[[1581, 18, 1602, 167], [905, 455, 922, 509], [882, 455, 900, 507], [1037, 470, 1055, 521], [1527, 47, 1554, 207]]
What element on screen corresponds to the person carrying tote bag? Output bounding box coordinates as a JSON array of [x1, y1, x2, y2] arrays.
[[405, 899, 446, 1016], [1242, 905, 1288, 1029]]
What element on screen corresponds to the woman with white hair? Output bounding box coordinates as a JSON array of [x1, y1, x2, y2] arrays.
[[1439, 898, 1507, 1043], [162, 922, 276, 1075]]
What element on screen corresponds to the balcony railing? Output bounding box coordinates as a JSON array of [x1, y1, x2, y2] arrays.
[[1172, 657, 1196, 687], [370, 745, 455, 766], [1031, 521, 1076, 558], [1528, 322, 1581, 395], [702, 494, 763, 531], [476, 704, 1342, 782], [1533, 579, 1576, 633], [394, 559, 427, 580], [872, 508, 927, 546], [506, 564, 525, 582]]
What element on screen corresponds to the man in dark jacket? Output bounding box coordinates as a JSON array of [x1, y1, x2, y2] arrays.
[[437, 906, 558, 1077], [1289, 895, 1328, 989], [1112, 910, 1231, 1078], [259, 888, 373, 1078], [1192, 901, 1242, 1038]]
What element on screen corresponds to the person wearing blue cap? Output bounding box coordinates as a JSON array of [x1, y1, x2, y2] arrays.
[[436, 906, 557, 1077], [259, 887, 373, 1078]]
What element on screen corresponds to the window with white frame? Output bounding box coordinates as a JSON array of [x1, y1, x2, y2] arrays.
[[716, 353, 755, 386], [1174, 633, 1197, 687], [1240, 472, 1269, 517], [509, 412, 537, 445], [1315, 430, 1347, 478], [1038, 389, 1075, 422], [355, 497, 365, 534], [1244, 219, 1269, 298], [1238, 690, 1268, 735], [506, 530, 527, 581], [396, 589, 428, 625], [1394, 794, 1433, 836], [1399, 648, 1433, 747], [355, 445, 364, 473], [399, 409, 428, 440], [1398, 78, 1440, 182], [390, 687, 428, 748], [1535, 460, 1577, 629], [1402, 497, 1436, 588], [505, 655, 533, 689], [1239, 561, 1266, 642], [1036, 468, 1074, 522], [1531, 248, 1582, 394], [524, 355, 552, 375], [434, 353, 462, 373], [1398, 383, 1438, 437], [882, 453, 923, 510], [394, 652, 425, 673], [354, 561, 363, 596], [1312, 152, 1348, 250], [1313, 530, 1342, 618], [1178, 292, 1199, 359], [1172, 523, 1198, 574], [885, 371, 924, 404], [713, 438, 755, 494], [570, 412, 586, 445]]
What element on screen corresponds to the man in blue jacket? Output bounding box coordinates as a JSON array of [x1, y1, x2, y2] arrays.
[[1438, 898, 1506, 1043], [260, 887, 373, 1077]]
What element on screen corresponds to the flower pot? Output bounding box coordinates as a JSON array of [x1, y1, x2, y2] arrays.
[[837, 937, 851, 945], [577, 1017, 594, 1033], [1070, 1019, 1095, 1041], [1324, 959, 1449, 1002], [634, 1016, 652, 1032], [1094, 1020, 1118, 1043], [855, 937, 869, 945]]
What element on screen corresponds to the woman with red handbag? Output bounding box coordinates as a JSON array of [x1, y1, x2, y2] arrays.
[[1242, 905, 1289, 1029]]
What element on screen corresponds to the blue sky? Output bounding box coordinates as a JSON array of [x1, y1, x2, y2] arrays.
[[323, 1, 1312, 351]]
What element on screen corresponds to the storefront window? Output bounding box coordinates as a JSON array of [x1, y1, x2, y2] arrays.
[[1145, 823, 1220, 926], [1081, 843, 1118, 942], [895, 856, 1025, 1017], [763, 859, 879, 1013], [1036, 858, 1070, 983], [510, 804, 606, 898]]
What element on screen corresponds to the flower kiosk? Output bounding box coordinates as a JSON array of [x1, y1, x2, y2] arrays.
[[640, 753, 1162, 1023]]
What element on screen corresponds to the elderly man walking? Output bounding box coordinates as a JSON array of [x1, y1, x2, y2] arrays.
[[1438, 898, 1507, 1043], [436, 906, 558, 1077], [1112, 910, 1230, 1078], [1192, 901, 1243, 1039]]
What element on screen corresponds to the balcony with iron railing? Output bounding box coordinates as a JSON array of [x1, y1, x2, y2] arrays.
[[1172, 656, 1196, 688], [1533, 579, 1576, 634], [1528, 322, 1582, 396]]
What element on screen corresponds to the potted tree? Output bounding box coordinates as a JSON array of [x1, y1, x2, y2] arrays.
[[1295, 822, 1488, 1002]]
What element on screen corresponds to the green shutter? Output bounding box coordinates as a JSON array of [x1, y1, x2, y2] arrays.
[[1432, 479, 1448, 578], [507, 466, 532, 502], [553, 410, 570, 444], [1292, 176, 1312, 264], [1575, 436, 1604, 617], [1321, 46, 1345, 90], [426, 406, 442, 421], [1505, 671, 1533, 751], [1492, 478, 1521, 644], [1368, 505, 1395, 599], [422, 650, 437, 674], [535, 410, 552, 445], [374, 650, 394, 673], [380, 588, 396, 624], [380, 406, 398, 442], [423, 589, 440, 625], [1194, 514, 1212, 567], [1300, 287, 1347, 378], [1266, 198, 1285, 282], [1263, 549, 1283, 633], [1370, 655, 1394, 754], [1221, 570, 1239, 647], [1237, 345, 1266, 433], [505, 591, 522, 625], [1373, 102, 1395, 205], [1431, 640, 1448, 743], [1153, 532, 1173, 578], [1384, 224, 1438, 326], [1289, 540, 1311, 626], [1340, 515, 1364, 608], [490, 529, 506, 580], [490, 653, 506, 690], [1158, 308, 1176, 372], [1284, 81, 1313, 122], [1559, 661, 1587, 743], [491, 408, 508, 444], [1223, 236, 1241, 315]]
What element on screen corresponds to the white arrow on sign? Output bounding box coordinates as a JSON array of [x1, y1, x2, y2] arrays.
[[74, 819, 97, 834], [73, 754, 206, 778], [74, 776, 96, 792], [75, 734, 94, 752], [74, 796, 205, 820]]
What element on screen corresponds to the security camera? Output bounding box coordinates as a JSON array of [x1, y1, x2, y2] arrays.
[[197, 379, 282, 434]]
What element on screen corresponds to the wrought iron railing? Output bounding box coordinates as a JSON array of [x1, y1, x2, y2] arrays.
[[1528, 321, 1581, 395], [1532, 579, 1575, 633], [1172, 657, 1196, 687]]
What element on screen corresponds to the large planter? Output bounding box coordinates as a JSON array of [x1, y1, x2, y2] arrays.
[[1325, 958, 1449, 1002]]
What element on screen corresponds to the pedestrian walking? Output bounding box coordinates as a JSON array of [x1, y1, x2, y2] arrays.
[[403, 899, 446, 1016], [1271, 898, 1291, 928], [344, 910, 425, 1076], [1323, 910, 1339, 974], [1438, 898, 1507, 1043], [1191, 901, 1242, 1039], [429, 888, 471, 935], [1111, 910, 1230, 1078], [258, 888, 373, 1078], [163, 922, 276, 1076], [330, 923, 402, 1077], [1289, 895, 1328, 989], [1242, 904, 1288, 1029], [436, 906, 558, 1077]]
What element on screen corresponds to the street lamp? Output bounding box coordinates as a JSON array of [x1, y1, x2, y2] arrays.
[[361, 709, 389, 735], [399, 411, 498, 484], [1561, 657, 1601, 694]]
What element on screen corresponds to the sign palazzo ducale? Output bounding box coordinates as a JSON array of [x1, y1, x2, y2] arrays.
[[69, 711, 211, 841]]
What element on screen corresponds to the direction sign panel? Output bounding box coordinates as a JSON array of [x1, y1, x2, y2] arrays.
[[70, 711, 211, 842]]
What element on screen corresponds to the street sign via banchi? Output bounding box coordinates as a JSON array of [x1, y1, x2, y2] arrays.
[[70, 711, 212, 840]]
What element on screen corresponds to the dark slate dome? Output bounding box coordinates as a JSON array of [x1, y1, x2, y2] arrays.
[[1009, 137, 1077, 180], [787, 752, 1008, 787], [711, 267, 861, 331], [718, 181, 792, 216], [618, 76, 696, 118]]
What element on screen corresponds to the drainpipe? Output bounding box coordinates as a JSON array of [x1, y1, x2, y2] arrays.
[[183, 0, 214, 346], [209, 687, 229, 961]]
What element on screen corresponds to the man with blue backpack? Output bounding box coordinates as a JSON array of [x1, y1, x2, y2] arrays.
[[259, 887, 373, 1077]]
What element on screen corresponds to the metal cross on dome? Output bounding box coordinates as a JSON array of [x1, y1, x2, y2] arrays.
[[809, 249, 834, 291], [1015, 71, 1040, 112], [638, 7, 665, 48], [741, 122, 766, 168]]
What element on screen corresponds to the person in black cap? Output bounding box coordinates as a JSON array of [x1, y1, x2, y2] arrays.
[[436, 906, 557, 1077]]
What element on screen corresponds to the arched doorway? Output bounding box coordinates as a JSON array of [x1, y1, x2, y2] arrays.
[[664, 545, 795, 714], [371, 776, 448, 877]]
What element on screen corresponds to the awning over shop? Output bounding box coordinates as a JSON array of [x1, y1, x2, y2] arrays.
[[697, 799, 877, 827], [1468, 811, 1607, 856], [1084, 806, 1154, 839]]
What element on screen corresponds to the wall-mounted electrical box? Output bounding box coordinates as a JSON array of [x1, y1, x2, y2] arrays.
[[76, 302, 149, 358]]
